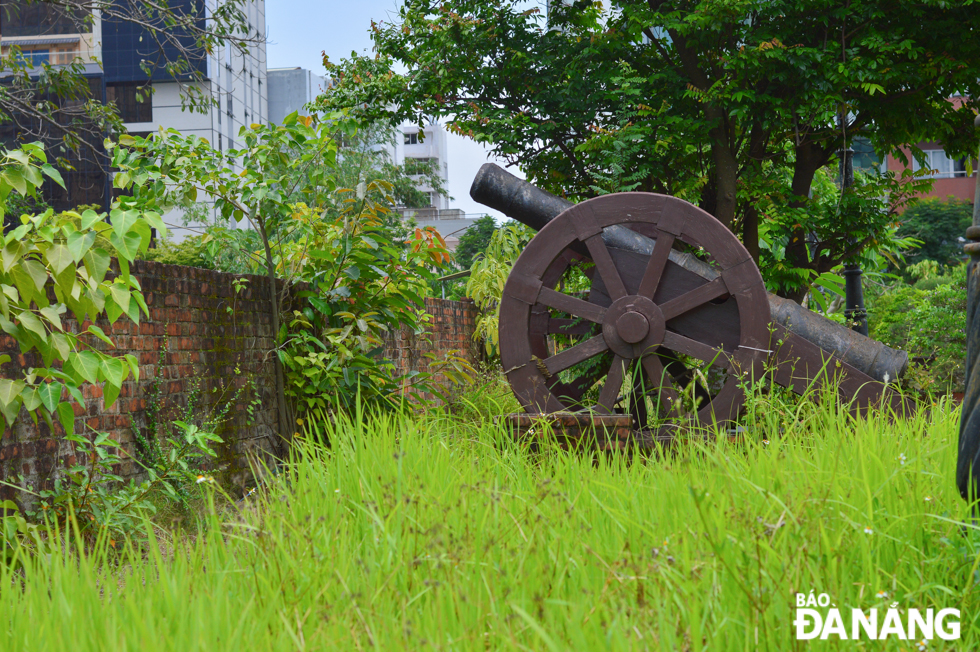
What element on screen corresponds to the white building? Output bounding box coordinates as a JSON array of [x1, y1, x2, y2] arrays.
[[267, 67, 325, 124], [396, 121, 451, 211], [391, 121, 484, 252]]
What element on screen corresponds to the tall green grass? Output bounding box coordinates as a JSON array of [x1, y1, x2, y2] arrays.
[[1, 392, 977, 651]]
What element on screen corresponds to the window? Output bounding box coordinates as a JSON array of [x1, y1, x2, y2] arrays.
[[21, 49, 49, 66], [404, 132, 419, 145], [913, 150, 969, 179], [106, 83, 152, 122], [404, 157, 436, 175], [227, 96, 233, 119], [218, 133, 223, 152], [0, 1, 91, 37]]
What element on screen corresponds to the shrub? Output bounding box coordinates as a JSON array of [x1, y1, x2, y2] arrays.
[[139, 235, 214, 269], [868, 264, 966, 393], [897, 196, 972, 267]]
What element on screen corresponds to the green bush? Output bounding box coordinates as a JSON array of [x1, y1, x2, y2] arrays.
[[868, 264, 966, 393], [897, 196, 972, 267], [139, 235, 214, 269]]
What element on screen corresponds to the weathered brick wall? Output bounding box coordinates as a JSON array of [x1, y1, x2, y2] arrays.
[[383, 297, 482, 398], [0, 267, 481, 504], [0, 260, 280, 503]]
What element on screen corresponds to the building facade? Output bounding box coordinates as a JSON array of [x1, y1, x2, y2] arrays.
[[267, 67, 324, 124], [392, 121, 484, 251], [0, 0, 267, 214], [885, 144, 977, 205]]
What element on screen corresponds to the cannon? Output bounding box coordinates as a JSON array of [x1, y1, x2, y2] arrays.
[[470, 164, 911, 434]]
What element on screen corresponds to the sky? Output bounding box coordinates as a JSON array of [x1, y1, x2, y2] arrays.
[[265, 0, 521, 220]]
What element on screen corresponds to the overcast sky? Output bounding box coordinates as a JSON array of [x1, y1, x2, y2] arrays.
[[265, 0, 523, 219]]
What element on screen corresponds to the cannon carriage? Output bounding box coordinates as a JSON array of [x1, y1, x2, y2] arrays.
[[470, 164, 911, 441]]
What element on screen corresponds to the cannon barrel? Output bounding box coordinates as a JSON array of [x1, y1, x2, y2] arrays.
[[471, 163, 908, 383]]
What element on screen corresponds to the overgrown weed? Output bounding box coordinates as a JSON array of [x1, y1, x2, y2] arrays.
[[0, 389, 977, 651]]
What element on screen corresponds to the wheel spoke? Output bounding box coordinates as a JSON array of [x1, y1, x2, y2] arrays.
[[584, 234, 628, 300], [662, 331, 731, 369], [543, 334, 609, 376], [547, 318, 596, 336], [552, 365, 605, 404], [628, 360, 649, 427], [642, 354, 680, 417], [538, 287, 607, 323], [659, 277, 728, 321], [597, 354, 626, 413], [637, 231, 676, 299]]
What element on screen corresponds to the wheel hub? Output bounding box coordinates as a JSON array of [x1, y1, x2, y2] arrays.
[[603, 295, 666, 359], [616, 311, 649, 343]]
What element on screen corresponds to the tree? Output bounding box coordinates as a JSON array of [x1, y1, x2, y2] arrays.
[[453, 215, 497, 271], [0, 142, 163, 435], [0, 0, 258, 170], [897, 197, 973, 268], [321, 0, 980, 300], [110, 113, 452, 444]]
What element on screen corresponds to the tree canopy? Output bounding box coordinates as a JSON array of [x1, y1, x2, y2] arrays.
[[321, 0, 980, 299]]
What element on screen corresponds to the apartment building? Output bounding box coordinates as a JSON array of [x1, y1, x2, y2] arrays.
[[0, 0, 267, 213], [267, 66, 324, 124]]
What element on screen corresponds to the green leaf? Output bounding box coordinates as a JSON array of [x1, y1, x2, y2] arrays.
[[82, 248, 110, 283], [109, 230, 142, 261], [100, 357, 125, 388], [109, 284, 131, 315], [20, 387, 40, 413], [0, 379, 25, 427], [17, 311, 47, 340], [2, 168, 27, 196], [141, 211, 168, 239], [37, 382, 63, 413], [80, 210, 103, 230], [1, 241, 24, 273], [131, 219, 153, 254], [66, 231, 96, 263], [86, 325, 114, 347], [64, 383, 84, 407], [71, 351, 101, 385], [102, 379, 121, 410], [124, 354, 139, 382], [10, 264, 36, 305], [109, 208, 139, 239], [40, 164, 64, 188], [44, 243, 72, 274], [22, 259, 48, 292], [56, 401, 74, 436], [38, 305, 64, 331], [50, 332, 70, 360]]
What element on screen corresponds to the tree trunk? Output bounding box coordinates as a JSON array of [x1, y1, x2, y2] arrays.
[[742, 121, 768, 265], [778, 141, 830, 303], [742, 204, 760, 265], [667, 29, 739, 230], [256, 211, 293, 456], [706, 107, 738, 230]]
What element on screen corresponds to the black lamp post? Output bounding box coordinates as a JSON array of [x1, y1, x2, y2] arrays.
[[958, 114, 980, 508], [839, 145, 869, 335]]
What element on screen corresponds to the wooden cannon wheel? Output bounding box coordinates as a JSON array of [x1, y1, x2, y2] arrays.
[[498, 193, 773, 430]]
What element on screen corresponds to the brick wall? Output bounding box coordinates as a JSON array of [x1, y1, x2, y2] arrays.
[[0, 260, 281, 503], [384, 297, 482, 400], [0, 264, 481, 505]]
